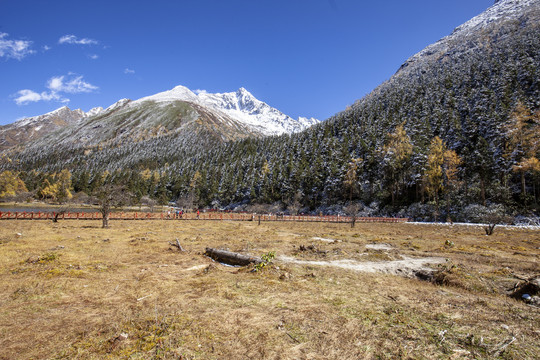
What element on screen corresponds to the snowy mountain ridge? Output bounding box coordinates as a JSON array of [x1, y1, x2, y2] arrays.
[[397, 0, 539, 74], [0, 106, 91, 150], [12, 106, 85, 129], [134, 85, 319, 136], [1, 85, 318, 151], [451, 0, 537, 35]]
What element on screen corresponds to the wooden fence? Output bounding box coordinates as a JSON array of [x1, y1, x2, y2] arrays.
[[0, 211, 408, 223]]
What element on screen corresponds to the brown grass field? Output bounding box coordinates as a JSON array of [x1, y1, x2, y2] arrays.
[[0, 219, 538, 359]]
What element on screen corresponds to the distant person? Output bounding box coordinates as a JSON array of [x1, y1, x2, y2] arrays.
[[197, 210, 200, 219]]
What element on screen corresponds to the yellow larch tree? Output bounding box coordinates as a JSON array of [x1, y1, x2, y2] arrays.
[[0, 171, 28, 199]]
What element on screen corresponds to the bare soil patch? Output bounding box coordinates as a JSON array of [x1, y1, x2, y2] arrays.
[[365, 243, 394, 251], [278, 255, 445, 278]]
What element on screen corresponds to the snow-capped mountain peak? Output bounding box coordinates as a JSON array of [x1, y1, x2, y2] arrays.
[[136, 85, 198, 104], [133, 85, 319, 135]]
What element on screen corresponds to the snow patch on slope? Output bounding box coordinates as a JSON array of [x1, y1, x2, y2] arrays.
[[104, 98, 132, 112], [452, 0, 537, 35], [85, 107, 104, 117]]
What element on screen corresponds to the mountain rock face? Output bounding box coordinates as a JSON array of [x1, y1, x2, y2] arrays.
[[0, 106, 87, 151]]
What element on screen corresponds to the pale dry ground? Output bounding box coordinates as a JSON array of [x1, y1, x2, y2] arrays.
[[0, 219, 538, 359]]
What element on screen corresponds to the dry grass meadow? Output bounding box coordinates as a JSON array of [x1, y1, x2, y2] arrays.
[[0, 218, 538, 359]]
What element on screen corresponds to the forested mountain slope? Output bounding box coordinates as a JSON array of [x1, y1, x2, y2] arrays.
[[1, 0, 539, 220]]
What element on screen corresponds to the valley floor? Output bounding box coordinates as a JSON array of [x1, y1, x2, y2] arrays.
[[0, 220, 538, 359]]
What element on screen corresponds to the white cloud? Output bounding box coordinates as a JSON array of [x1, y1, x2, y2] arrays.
[[89, 54, 99, 60], [47, 75, 98, 93], [0, 33, 34, 60], [58, 34, 98, 45], [14, 90, 43, 104], [43, 45, 52, 51], [14, 89, 63, 105], [194, 89, 207, 95], [13, 74, 98, 105], [124, 68, 135, 74], [47, 77, 63, 92]]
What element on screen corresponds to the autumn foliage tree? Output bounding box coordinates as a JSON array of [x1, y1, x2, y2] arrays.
[[0, 171, 28, 200], [424, 136, 462, 219], [37, 178, 58, 201], [343, 158, 362, 201], [505, 102, 540, 203], [424, 137, 445, 212], [36, 169, 73, 203], [382, 123, 413, 207], [443, 147, 462, 219], [56, 169, 73, 203]]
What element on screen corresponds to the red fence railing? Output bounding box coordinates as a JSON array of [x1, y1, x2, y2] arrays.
[[0, 211, 408, 223]]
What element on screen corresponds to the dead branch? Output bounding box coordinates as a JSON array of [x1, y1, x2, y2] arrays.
[[169, 238, 185, 252], [491, 337, 516, 357]]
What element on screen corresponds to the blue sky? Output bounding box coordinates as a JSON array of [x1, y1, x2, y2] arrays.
[[0, 0, 495, 125]]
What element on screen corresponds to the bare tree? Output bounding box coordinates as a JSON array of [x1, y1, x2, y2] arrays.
[[52, 204, 73, 223], [345, 203, 360, 228], [140, 196, 157, 212], [70, 191, 91, 205], [176, 194, 194, 211], [482, 209, 512, 236], [248, 203, 272, 225], [1, 191, 34, 204], [93, 185, 133, 228], [287, 191, 303, 216]]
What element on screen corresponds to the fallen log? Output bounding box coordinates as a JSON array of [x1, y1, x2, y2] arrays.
[[204, 248, 262, 266]]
